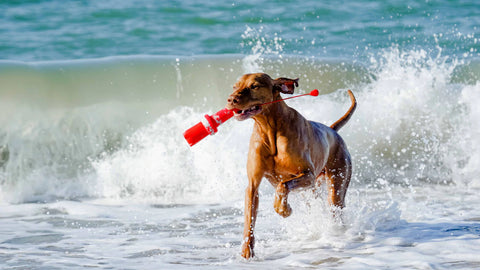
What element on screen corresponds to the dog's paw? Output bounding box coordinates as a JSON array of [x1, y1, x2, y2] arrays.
[[275, 202, 292, 218], [241, 242, 255, 259], [274, 195, 292, 217]]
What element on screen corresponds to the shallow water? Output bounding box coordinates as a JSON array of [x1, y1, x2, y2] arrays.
[[1, 185, 479, 269]]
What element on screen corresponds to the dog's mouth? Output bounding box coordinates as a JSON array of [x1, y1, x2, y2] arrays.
[[232, 105, 262, 121]]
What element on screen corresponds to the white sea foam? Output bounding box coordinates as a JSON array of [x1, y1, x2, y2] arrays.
[[92, 106, 249, 204], [1, 48, 479, 203]]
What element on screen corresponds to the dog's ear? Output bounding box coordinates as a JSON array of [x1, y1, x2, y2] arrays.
[[273, 77, 299, 94]]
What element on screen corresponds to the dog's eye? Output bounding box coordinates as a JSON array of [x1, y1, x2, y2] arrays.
[[251, 84, 259, 90]]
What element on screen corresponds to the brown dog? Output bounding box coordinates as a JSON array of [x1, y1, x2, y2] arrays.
[[226, 73, 356, 259]]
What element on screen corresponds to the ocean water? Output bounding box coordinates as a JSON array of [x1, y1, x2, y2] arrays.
[[1, 0, 480, 269]]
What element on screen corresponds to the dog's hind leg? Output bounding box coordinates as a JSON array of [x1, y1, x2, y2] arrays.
[[325, 155, 352, 209], [312, 169, 326, 199]]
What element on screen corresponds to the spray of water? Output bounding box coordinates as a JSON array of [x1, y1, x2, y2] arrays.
[[0, 40, 479, 205]]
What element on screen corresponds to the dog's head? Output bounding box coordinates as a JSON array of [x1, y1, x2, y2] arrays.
[[226, 73, 299, 121]]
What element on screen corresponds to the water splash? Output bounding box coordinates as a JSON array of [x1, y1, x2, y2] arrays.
[[241, 26, 285, 73], [1, 48, 479, 203], [173, 58, 184, 99], [345, 46, 473, 188]]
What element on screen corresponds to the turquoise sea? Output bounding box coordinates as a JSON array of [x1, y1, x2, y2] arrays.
[[1, 0, 479, 61], [1, 1, 480, 269]]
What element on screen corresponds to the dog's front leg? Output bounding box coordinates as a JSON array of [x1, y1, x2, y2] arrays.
[[242, 179, 260, 259], [274, 171, 315, 218]]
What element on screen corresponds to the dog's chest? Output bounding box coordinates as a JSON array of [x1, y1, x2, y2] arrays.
[[272, 136, 311, 176]]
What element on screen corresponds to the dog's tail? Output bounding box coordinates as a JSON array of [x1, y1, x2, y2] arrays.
[[330, 90, 357, 131]]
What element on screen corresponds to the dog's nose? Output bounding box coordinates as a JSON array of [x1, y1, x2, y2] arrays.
[[228, 95, 239, 104]]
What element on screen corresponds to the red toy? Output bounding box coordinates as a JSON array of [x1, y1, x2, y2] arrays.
[[183, 89, 319, 146], [183, 108, 235, 146]]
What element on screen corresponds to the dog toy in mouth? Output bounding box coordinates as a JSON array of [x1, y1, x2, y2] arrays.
[[183, 89, 319, 146]]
